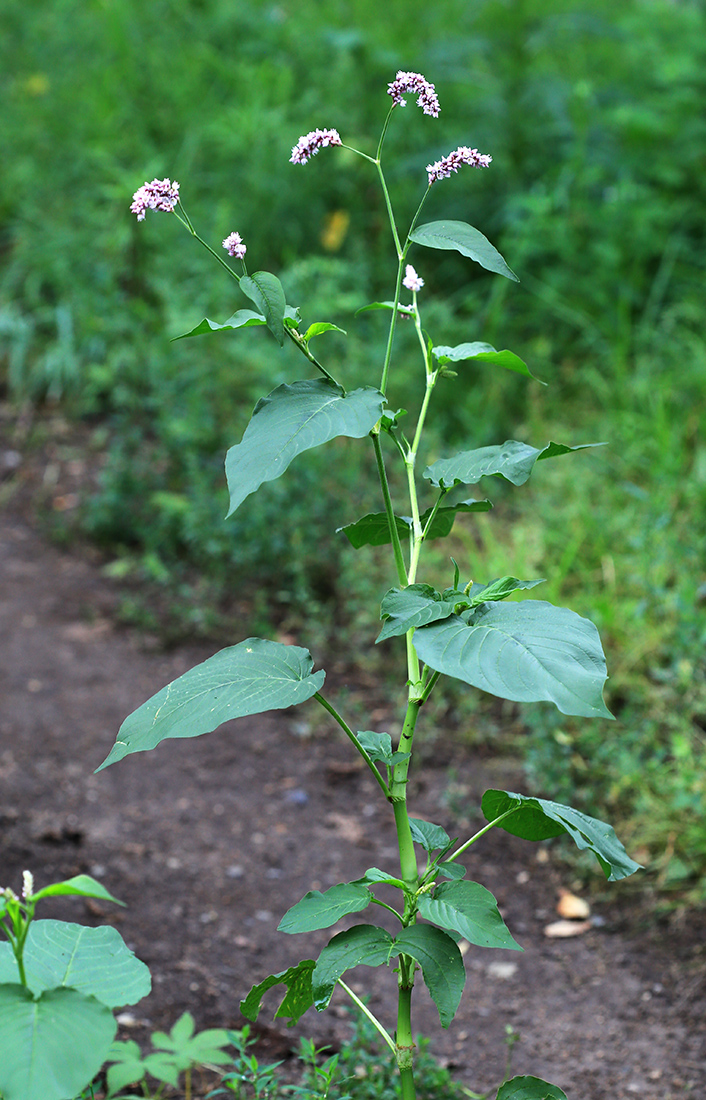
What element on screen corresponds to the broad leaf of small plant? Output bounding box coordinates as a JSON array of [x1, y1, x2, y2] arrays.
[[225, 379, 385, 516], [240, 959, 316, 1026], [393, 925, 465, 1027], [239, 271, 287, 345], [409, 818, 452, 853], [496, 1075, 568, 1099], [432, 342, 538, 380], [339, 499, 492, 550], [97, 638, 325, 769], [143, 1012, 232, 1084], [0, 920, 150, 1006], [424, 440, 604, 489], [409, 221, 519, 282], [0, 984, 116, 1100], [278, 883, 373, 934], [105, 1040, 147, 1097], [418, 881, 522, 951], [481, 790, 642, 881], [312, 925, 394, 1010], [31, 873, 123, 906], [413, 600, 612, 719]]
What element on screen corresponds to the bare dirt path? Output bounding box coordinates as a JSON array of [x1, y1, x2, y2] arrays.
[[1, 489, 705, 1099]]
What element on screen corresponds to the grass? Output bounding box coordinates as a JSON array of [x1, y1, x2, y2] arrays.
[[2, 0, 706, 897]]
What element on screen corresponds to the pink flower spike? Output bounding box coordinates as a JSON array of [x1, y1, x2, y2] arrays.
[[387, 71, 440, 117], [426, 146, 492, 185], [130, 178, 180, 221], [403, 264, 424, 292], [290, 128, 342, 165], [222, 231, 246, 259]]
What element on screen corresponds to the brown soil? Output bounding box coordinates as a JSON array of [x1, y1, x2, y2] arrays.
[[1, 422, 705, 1100]]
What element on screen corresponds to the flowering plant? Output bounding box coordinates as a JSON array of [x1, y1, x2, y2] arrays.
[[101, 71, 640, 1100]]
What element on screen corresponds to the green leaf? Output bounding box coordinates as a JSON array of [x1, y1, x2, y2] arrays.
[[338, 500, 493, 550], [312, 925, 394, 1010], [31, 873, 124, 906], [304, 322, 347, 342], [413, 600, 612, 719], [149, 1012, 232, 1072], [432, 343, 539, 381], [425, 440, 605, 489], [393, 925, 465, 1027], [278, 883, 373, 934], [0, 984, 116, 1100], [418, 881, 522, 951], [172, 309, 268, 340], [481, 790, 642, 881], [377, 585, 458, 643], [97, 638, 325, 769], [496, 1075, 568, 1100], [355, 867, 407, 890], [105, 1040, 147, 1097], [409, 221, 519, 282], [436, 861, 467, 881], [225, 379, 385, 517], [355, 301, 415, 317], [409, 818, 451, 853], [355, 731, 409, 767], [467, 576, 545, 607], [0, 920, 151, 1007], [240, 960, 316, 1026], [240, 271, 287, 346]]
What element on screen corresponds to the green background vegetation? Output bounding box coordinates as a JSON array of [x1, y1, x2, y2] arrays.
[[2, 0, 705, 900]]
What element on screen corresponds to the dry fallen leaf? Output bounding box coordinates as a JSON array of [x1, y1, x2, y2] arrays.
[[544, 918, 592, 938], [556, 887, 590, 920]]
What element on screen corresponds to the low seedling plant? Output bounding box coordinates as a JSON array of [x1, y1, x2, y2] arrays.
[[6, 71, 641, 1100]]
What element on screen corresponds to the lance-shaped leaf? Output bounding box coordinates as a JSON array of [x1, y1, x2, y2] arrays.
[[0, 921, 151, 1007], [312, 925, 394, 1010], [496, 1075, 567, 1100], [97, 639, 325, 770], [418, 881, 522, 951], [339, 499, 492, 550], [173, 305, 300, 341], [355, 301, 415, 317], [226, 380, 385, 517], [31, 874, 123, 906], [303, 322, 347, 343], [409, 221, 519, 282], [278, 883, 373, 934], [409, 818, 452, 854], [413, 601, 612, 719], [481, 790, 642, 881], [467, 576, 545, 607], [239, 271, 287, 345], [0, 985, 116, 1100], [393, 925, 465, 1027], [425, 440, 605, 489], [433, 342, 539, 381], [240, 960, 315, 1026], [354, 867, 406, 890], [377, 585, 458, 643]]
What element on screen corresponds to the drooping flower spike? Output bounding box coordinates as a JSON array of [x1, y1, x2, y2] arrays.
[[290, 128, 342, 165], [402, 264, 424, 292], [130, 178, 180, 221], [387, 71, 440, 117], [222, 231, 246, 259], [426, 146, 492, 185]]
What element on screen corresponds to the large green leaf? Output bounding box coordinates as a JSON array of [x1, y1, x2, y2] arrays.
[[278, 883, 373, 934], [0, 984, 116, 1100], [339, 498, 491, 550], [0, 920, 151, 1007], [393, 925, 465, 1027], [409, 221, 519, 282], [225, 379, 385, 517], [496, 1076, 567, 1100], [97, 639, 325, 769], [481, 790, 642, 881], [413, 600, 612, 719], [239, 271, 287, 345], [432, 343, 538, 380], [424, 440, 604, 489], [240, 960, 316, 1026], [418, 881, 522, 951], [312, 925, 394, 1010], [31, 874, 123, 906]]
